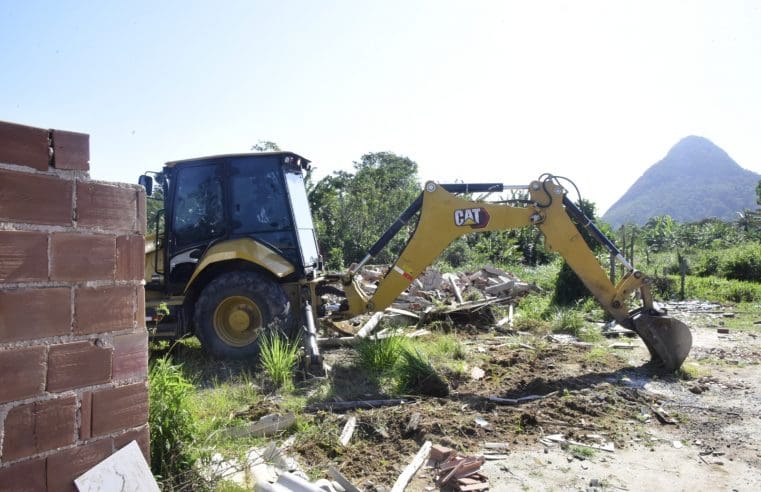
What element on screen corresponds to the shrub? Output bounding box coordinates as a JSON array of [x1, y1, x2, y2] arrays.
[[259, 333, 301, 392], [148, 357, 198, 484], [681, 275, 761, 303], [516, 293, 551, 321], [551, 262, 591, 306], [694, 251, 720, 277], [720, 243, 761, 282]]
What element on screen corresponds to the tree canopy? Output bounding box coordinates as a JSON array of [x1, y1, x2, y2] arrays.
[[309, 152, 420, 269]]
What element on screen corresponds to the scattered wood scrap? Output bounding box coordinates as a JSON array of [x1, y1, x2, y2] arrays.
[[488, 391, 558, 405], [339, 416, 357, 447], [391, 440, 432, 492]]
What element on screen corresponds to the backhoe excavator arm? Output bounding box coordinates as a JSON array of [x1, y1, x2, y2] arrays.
[[329, 175, 692, 370]]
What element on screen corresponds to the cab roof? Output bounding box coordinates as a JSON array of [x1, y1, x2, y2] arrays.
[[164, 151, 311, 169]]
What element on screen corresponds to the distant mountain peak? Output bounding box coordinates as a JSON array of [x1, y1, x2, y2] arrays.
[[602, 137, 759, 227], [662, 135, 733, 170]]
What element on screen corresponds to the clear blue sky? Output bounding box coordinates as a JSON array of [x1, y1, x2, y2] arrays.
[[2, 1, 760, 213]]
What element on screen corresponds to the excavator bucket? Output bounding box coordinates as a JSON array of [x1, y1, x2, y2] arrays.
[[630, 313, 692, 371]]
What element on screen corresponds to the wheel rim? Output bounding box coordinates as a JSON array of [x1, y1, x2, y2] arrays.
[[213, 296, 264, 347]]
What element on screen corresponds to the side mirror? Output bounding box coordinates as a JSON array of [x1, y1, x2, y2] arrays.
[[138, 175, 154, 196]]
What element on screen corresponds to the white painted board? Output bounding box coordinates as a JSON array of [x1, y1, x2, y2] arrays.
[[75, 441, 159, 492]]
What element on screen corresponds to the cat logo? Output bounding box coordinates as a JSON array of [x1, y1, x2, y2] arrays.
[[454, 207, 490, 229]]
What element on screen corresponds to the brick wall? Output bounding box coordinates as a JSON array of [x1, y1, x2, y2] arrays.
[[0, 120, 148, 492]]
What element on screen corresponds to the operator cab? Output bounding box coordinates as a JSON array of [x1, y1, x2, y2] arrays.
[[141, 152, 321, 296]]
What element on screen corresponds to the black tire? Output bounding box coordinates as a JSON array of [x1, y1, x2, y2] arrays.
[[194, 271, 294, 359]]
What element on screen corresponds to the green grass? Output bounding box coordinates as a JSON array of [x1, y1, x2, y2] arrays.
[[356, 335, 409, 374], [259, 333, 301, 392], [675, 362, 709, 380], [656, 275, 761, 303], [396, 348, 449, 397], [515, 293, 552, 321], [188, 373, 260, 441], [550, 307, 586, 336], [148, 356, 200, 486], [567, 444, 596, 459], [584, 346, 609, 363], [425, 334, 466, 360]]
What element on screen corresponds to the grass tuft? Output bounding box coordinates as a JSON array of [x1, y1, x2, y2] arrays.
[[567, 444, 596, 459], [396, 348, 449, 397], [675, 362, 708, 380], [259, 333, 301, 392], [356, 335, 408, 374], [551, 307, 586, 337]]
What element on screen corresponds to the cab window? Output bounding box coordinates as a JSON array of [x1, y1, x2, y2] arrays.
[[230, 157, 291, 233], [172, 165, 224, 246]]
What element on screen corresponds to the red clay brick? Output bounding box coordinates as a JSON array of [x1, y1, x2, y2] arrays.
[[51, 129, 89, 171], [116, 235, 144, 281], [0, 346, 46, 404], [0, 231, 48, 282], [0, 287, 71, 343], [112, 331, 148, 381], [2, 396, 77, 461], [137, 189, 147, 234], [46, 438, 112, 492], [0, 120, 50, 171], [50, 233, 115, 281], [75, 285, 134, 335], [47, 341, 112, 392], [76, 182, 137, 231], [0, 457, 46, 491], [113, 424, 150, 462], [80, 391, 92, 440], [0, 169, 73, 225], [91, 383, 148, 437]]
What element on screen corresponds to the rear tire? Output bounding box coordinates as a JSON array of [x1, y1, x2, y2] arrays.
[[194, 271, 294, 359]]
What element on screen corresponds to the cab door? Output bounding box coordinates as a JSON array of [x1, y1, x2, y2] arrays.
[[166, 162, 226, 293]]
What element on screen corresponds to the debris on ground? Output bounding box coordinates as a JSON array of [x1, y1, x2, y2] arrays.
[[325, 266, 538, 336], [223, 413, 296, 439], [391, 440, 431, 492], [429, 444, 488, 490]]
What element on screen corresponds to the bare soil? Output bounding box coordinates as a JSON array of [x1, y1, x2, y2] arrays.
[[174, 302, 761, 491], [282, 306, 761, 491]]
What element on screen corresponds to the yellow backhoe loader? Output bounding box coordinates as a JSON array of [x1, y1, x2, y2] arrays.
[[139, 153, 692, 371]]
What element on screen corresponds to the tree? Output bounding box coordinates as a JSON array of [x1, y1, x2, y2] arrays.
[[309, 152, 420, 269], [756, 179, 761, 206]]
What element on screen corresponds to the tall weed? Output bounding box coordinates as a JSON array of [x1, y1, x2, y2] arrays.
[[148, 356, 198, 484]]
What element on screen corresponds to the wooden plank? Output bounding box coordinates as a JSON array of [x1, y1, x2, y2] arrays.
[[391, 440, 432, 492], [339, 416, 357, 447]]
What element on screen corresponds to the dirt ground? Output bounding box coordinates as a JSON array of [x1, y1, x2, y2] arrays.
[[285, 304, 761, 491]]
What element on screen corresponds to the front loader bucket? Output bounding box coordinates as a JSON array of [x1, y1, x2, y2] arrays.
[[631, 313, 692, 371]]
